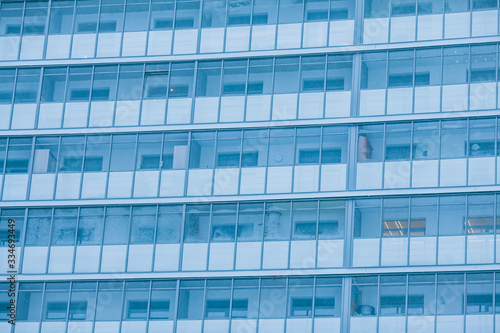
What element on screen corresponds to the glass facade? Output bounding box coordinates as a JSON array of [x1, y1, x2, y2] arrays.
[[1, 0, 498, 332]]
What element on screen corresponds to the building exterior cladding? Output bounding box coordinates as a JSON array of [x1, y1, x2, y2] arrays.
[[0, 0, 500, 332]]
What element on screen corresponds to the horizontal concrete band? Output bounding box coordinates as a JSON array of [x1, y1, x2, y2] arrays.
[[1, 109, 500, 137], [13, 264, 500, 282], [1, 35, 500, 68], [0, 185, 498, 208]]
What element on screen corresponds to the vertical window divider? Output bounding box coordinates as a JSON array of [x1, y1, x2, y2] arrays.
[[71, 207, 81, 273], [242, 58, 250, 122], [59, 67, 70, 129], [172, 279, 181, 331], [124, 206, 133, 272], [8, 69, 19, 130], [189, 61, 199, 124], [129, 133, 140, 198], [157, 133, 165, 198], [86, 66, 96, 127], [24, 136, 36, 201], [64, 281, 72, 329], [150, 204, 159, 272], [216, 60, 224, 123], [52, 136, 62, 201], [41, 0, 52, 61], [118, 281, 126, 331], [136, 64, 147, 127], [77, 135, 88, 200], [314, 199, 320, 268], [44, 208, 55, 274], [110, 65, 120, 126], [146, 280, 153, 324]]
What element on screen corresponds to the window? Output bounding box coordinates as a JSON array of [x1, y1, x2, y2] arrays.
[[223, 60, 247, 95], [49, 1, 74, 34], [23, 4, 48, 35], [99, 3, 124, 33], [237, 203, 264, 241], [162, 133, 189, 169], [144, 65, 169, 99], [131, 206, 156, 244], [202, 0, 226, 28], [149, 281, 177, 319], [74, 5, 98, 33], [351, 276, 378, 316], [444, 0, 470, 13], [110, 135, 136, 171], [388, 51, 414, 87], [296, 128, 321, 165], [361, 53, 387, 89], [216, 131, 241, 168], [58, 136, 85, 172], [418, 0, 443, 14], [274, 57, 299, 94], [248, 59, 273, 94], [211, 204, 237, 242], [184, 205, 210, 242], [438, 196, 466, 236], [124, 3, 149, 32], [232, 280, 259, 318], [117, 65, 143, 101], [123, 282, 149, 320], [354, 199, 381, 238], [264, 202, 291, 241], [228, 0, 251, 25], [382, 198, 408, 237], [25, 209, 51, 246], [103, 207, 130, 245], [33, 138, 58, 173], [364, 0, 390, 18], [189, 132, 215, 169], [205, 283, 231, 318], [305, 0, 329, 21], [469, 119, 495, 157], [288, 279, 314, 317], [136, 134, 162, 170], [327, 55, 352, 91], [91, 66, 118, 101], [410, 197, 437, 236], [51, 209, 77, 246], [0, 2, 22, 36], [175, 0, 201, 29], [169, 63, 194, 98], [467, 195, 494, 234], [319, 200, 345, 239], [0, 209, 24, 247], [67, 67, 92, 101], [18, 283, 43, 321], [157, 205, 183, 243], [358, 125, 383, 162], [242, 129, 268, 167], [437, 274, 464, 315], [385, 123, 411, 161], [315, 278, 342, 317], [467, 273, 493, 314], [69, 282, 96, 321], [252, 0, 277, 24], [268, 129, 294, 166], [43, 283, 70, 320], [415, 49, 442, 86], [392, 0, 416, 16], [379, 276, 406, 315], [41, 68, 67, 103], [259, 279, 286, 318], [412, 122, 439, 159], [196, 61, 221, 97], [15, 69, 40, 103], [150, 1, 174, 30], [278, 0, 303, 23], [440, 120, 467, 158], [150, 281, 176, 319], [443, 47, 469, 85], [470, 45, 496, 83], [301, 56, 325, 92], [84, 136, 110, 172], [77, 208, 104, 245], [292, 201, 317, 240], [408, 275, 435, 315], [96, 282, 123, 321], [177, 281, 204, 319], [0, 70, 14, 103]]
